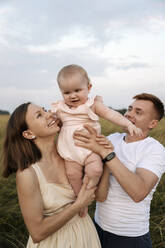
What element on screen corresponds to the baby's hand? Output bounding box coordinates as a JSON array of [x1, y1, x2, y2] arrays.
[[95, 95, 103, 103], [127, 123, 143, 136]]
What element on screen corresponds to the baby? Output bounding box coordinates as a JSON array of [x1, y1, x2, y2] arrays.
[[51, 64, 142, 209]]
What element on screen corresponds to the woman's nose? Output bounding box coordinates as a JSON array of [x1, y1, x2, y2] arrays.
[[45, 111, 52, 119]]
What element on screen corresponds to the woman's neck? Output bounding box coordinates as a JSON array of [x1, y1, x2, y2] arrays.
[[35, 137, 59, 164]]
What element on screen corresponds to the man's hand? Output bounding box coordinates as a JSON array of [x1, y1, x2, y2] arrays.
[[74, 124, 114, 156]]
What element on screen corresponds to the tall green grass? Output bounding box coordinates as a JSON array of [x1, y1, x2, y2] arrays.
[[0, 115, 165, 247]]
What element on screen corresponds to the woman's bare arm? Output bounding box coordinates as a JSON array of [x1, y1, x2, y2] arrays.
[[16, 168, 96, 243]]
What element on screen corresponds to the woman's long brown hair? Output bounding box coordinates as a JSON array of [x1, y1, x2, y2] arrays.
[[2, 102, 41, 178]]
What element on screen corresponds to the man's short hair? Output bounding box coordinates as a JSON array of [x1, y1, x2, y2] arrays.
[[133, 93, 164, 120]]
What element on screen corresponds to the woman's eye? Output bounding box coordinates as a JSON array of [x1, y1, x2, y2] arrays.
[[37, 113, 41, 118], [42, 107, 47, 112]]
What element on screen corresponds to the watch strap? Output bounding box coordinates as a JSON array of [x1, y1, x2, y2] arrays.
[[102, 152, 116, 163]]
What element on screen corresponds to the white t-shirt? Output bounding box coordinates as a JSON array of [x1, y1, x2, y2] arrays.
[[95, 133, 165, 237]]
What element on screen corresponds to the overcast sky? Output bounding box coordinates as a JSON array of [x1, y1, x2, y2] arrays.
[[0, 0, 165, 113]]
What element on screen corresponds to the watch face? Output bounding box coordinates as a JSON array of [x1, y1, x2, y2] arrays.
[[102, 152, 116, 163], [107, 152, 115, 160]]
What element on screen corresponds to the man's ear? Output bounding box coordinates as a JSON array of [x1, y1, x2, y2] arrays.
[[148, 119, 158, 130], [22, 130, 36, 140]]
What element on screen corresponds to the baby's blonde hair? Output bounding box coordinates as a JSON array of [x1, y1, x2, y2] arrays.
[[57, 64, 90, 86]]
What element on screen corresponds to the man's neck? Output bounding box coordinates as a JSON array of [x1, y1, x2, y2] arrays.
[[124, 133, 148, 143]]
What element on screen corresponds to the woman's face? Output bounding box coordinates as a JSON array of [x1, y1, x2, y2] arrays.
[[25, 103, 60, 139]]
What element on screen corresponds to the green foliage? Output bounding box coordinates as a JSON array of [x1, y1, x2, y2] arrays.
[[0, 115, 165, 247], [150, 118, 165, 146], [0, 175, 28, 248], [0, 110, 10, 115]]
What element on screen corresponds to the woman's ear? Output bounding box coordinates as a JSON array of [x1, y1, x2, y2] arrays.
[[22, 130, 36, 140]]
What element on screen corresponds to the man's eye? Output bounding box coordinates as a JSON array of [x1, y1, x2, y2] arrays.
[[75, 89, 81, 92]]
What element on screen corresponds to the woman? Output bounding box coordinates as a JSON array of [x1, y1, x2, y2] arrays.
[[2, 102, 101, 248]]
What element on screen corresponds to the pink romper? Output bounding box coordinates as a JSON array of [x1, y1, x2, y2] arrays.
[[51, 98, 101, 165]]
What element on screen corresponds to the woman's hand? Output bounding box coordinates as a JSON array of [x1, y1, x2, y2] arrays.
[[75, 176, 96, 208], [73, 124, 114, 157]]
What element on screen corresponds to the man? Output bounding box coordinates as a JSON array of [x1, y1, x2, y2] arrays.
[[74, 93, 165, 248]]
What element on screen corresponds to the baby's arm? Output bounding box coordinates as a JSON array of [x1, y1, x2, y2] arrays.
[[93, 99, 142, 136]]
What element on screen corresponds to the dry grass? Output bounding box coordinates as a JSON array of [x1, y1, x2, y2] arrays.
[[0, 115, 9, 158]]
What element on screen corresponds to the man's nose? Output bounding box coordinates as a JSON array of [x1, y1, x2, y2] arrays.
[[125, 110, 134, 120]]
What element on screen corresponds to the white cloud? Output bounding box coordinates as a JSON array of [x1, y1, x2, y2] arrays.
[[147, 16, 165, 32], [1, 86, 61, 113], [26, 28, 96, 54], [0, 0, 165, 112]]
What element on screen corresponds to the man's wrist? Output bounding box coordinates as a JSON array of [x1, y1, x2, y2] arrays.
[[102, 152, 116, 164], [99, 149, 113, 159]]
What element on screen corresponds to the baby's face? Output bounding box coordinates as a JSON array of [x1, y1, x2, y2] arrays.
[[59, 73, 92, 108]]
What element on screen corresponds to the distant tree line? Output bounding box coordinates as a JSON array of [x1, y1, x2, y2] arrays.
[[0, 110, 10, 115], [0, 108, 129, 116], [109, 107, 127, 115], [0, 108, 127, 116], [115, 108, 127, 115]]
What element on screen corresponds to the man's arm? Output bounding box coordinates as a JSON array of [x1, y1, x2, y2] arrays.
[[99, 153, 158, 202], [74, 124, 159, 202]]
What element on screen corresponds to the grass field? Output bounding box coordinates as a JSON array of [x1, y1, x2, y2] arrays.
[[0, 115, 165, 247], [0, 115, 9, 151]]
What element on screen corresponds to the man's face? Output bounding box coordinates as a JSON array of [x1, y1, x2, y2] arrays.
[[124, 99, 158, 133]]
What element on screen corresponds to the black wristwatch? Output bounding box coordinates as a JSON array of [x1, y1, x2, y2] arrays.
[[102, 152, 116, 163]]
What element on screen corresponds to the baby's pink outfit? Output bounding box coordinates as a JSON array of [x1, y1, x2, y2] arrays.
[[51, 97, 101, 165]]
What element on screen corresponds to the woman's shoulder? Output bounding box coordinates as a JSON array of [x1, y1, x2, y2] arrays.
[[16, 166, 38, 186]]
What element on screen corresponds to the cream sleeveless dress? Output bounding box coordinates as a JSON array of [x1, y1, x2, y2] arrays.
[[51, 97, 101, 165], [26, 164, 101, 248]]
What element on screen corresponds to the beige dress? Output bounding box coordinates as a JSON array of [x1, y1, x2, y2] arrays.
[[51, 97, 101, 165], [26, 164, 101, 248]]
